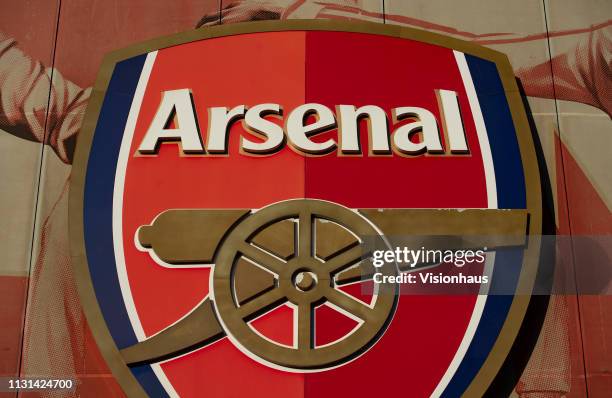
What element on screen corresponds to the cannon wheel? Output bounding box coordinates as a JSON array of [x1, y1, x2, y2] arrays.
[[212, 199, 398, 371]]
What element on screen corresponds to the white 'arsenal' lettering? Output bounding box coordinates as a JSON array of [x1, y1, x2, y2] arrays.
[[137, 88, 469, 156]]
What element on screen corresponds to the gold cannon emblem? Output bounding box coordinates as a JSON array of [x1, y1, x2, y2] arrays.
[[121, 199, 528, 371]]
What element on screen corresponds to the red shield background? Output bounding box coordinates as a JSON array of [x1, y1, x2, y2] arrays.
[[122, 30, 489, 397]]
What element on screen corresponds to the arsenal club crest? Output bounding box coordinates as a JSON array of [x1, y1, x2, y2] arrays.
[[70, 21, 542, 397]]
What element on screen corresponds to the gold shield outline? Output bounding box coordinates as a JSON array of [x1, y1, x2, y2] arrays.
[[69, 20, 542, 397]]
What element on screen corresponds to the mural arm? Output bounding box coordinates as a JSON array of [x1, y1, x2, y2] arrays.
[[0, 31, 90, 164], [518, 26, 611, 116]]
